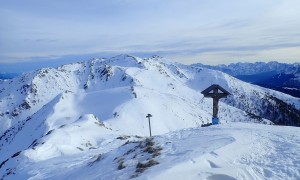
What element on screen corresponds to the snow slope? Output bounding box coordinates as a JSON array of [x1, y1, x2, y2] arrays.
[[148, 123, 300, 180], [1, 123, 300, 180], [0, 55, 300, 179]]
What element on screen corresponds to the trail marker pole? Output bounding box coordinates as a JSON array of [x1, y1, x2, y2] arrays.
[[146, 114, 152, 137]]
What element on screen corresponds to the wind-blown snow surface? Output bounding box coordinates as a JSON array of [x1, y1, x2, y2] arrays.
[[149, 123, 300, 180], [2, 123, 300, 180], [0, 55, 300, 179]]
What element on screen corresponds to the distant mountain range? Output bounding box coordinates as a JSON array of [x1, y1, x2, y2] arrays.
[[193, 61, 300, 98], [0, 73, 19, 80]]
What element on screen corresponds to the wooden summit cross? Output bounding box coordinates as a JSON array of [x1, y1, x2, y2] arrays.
[[201, 84, 230, 124]]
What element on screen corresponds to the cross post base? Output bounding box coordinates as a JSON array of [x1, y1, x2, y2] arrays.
[[212, 117, 219, 125]]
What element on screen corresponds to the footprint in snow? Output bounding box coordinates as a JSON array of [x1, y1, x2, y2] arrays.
[[209, 151, 219, 157], [206, 160, 221, 168], [207, 174, 237, 180]]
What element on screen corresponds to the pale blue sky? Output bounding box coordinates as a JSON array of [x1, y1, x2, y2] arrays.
[[1, 0, 300, 72]]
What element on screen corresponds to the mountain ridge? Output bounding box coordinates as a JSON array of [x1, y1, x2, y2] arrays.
[[0, 55, 300, 179], [193, 61, 300, 98], [1, 55, 299, 134], [193, 61, 300, 76]]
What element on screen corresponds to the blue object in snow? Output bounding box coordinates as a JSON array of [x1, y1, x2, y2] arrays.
[[212, 117, 219, 125]]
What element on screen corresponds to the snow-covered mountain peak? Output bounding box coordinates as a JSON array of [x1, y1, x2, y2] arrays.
[[193, 61, 300, 98], [0, 55, 300, 179], [101, 54, 144, 68], [194, 61, 299, 76], [1, 55, 299, 135]]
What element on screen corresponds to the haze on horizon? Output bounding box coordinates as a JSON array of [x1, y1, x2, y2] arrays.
[[1, 0, 300, 72]]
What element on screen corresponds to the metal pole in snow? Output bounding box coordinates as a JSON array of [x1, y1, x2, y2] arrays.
[[146, 114, 152, 137]]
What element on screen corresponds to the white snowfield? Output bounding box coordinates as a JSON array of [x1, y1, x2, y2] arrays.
[[148, 123, 300, 180], [3, 123, 300, 180], [0, 55, 299, 179]]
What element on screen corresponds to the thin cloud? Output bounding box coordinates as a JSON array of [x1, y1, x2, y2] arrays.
[[0, 0, 299, 66]]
